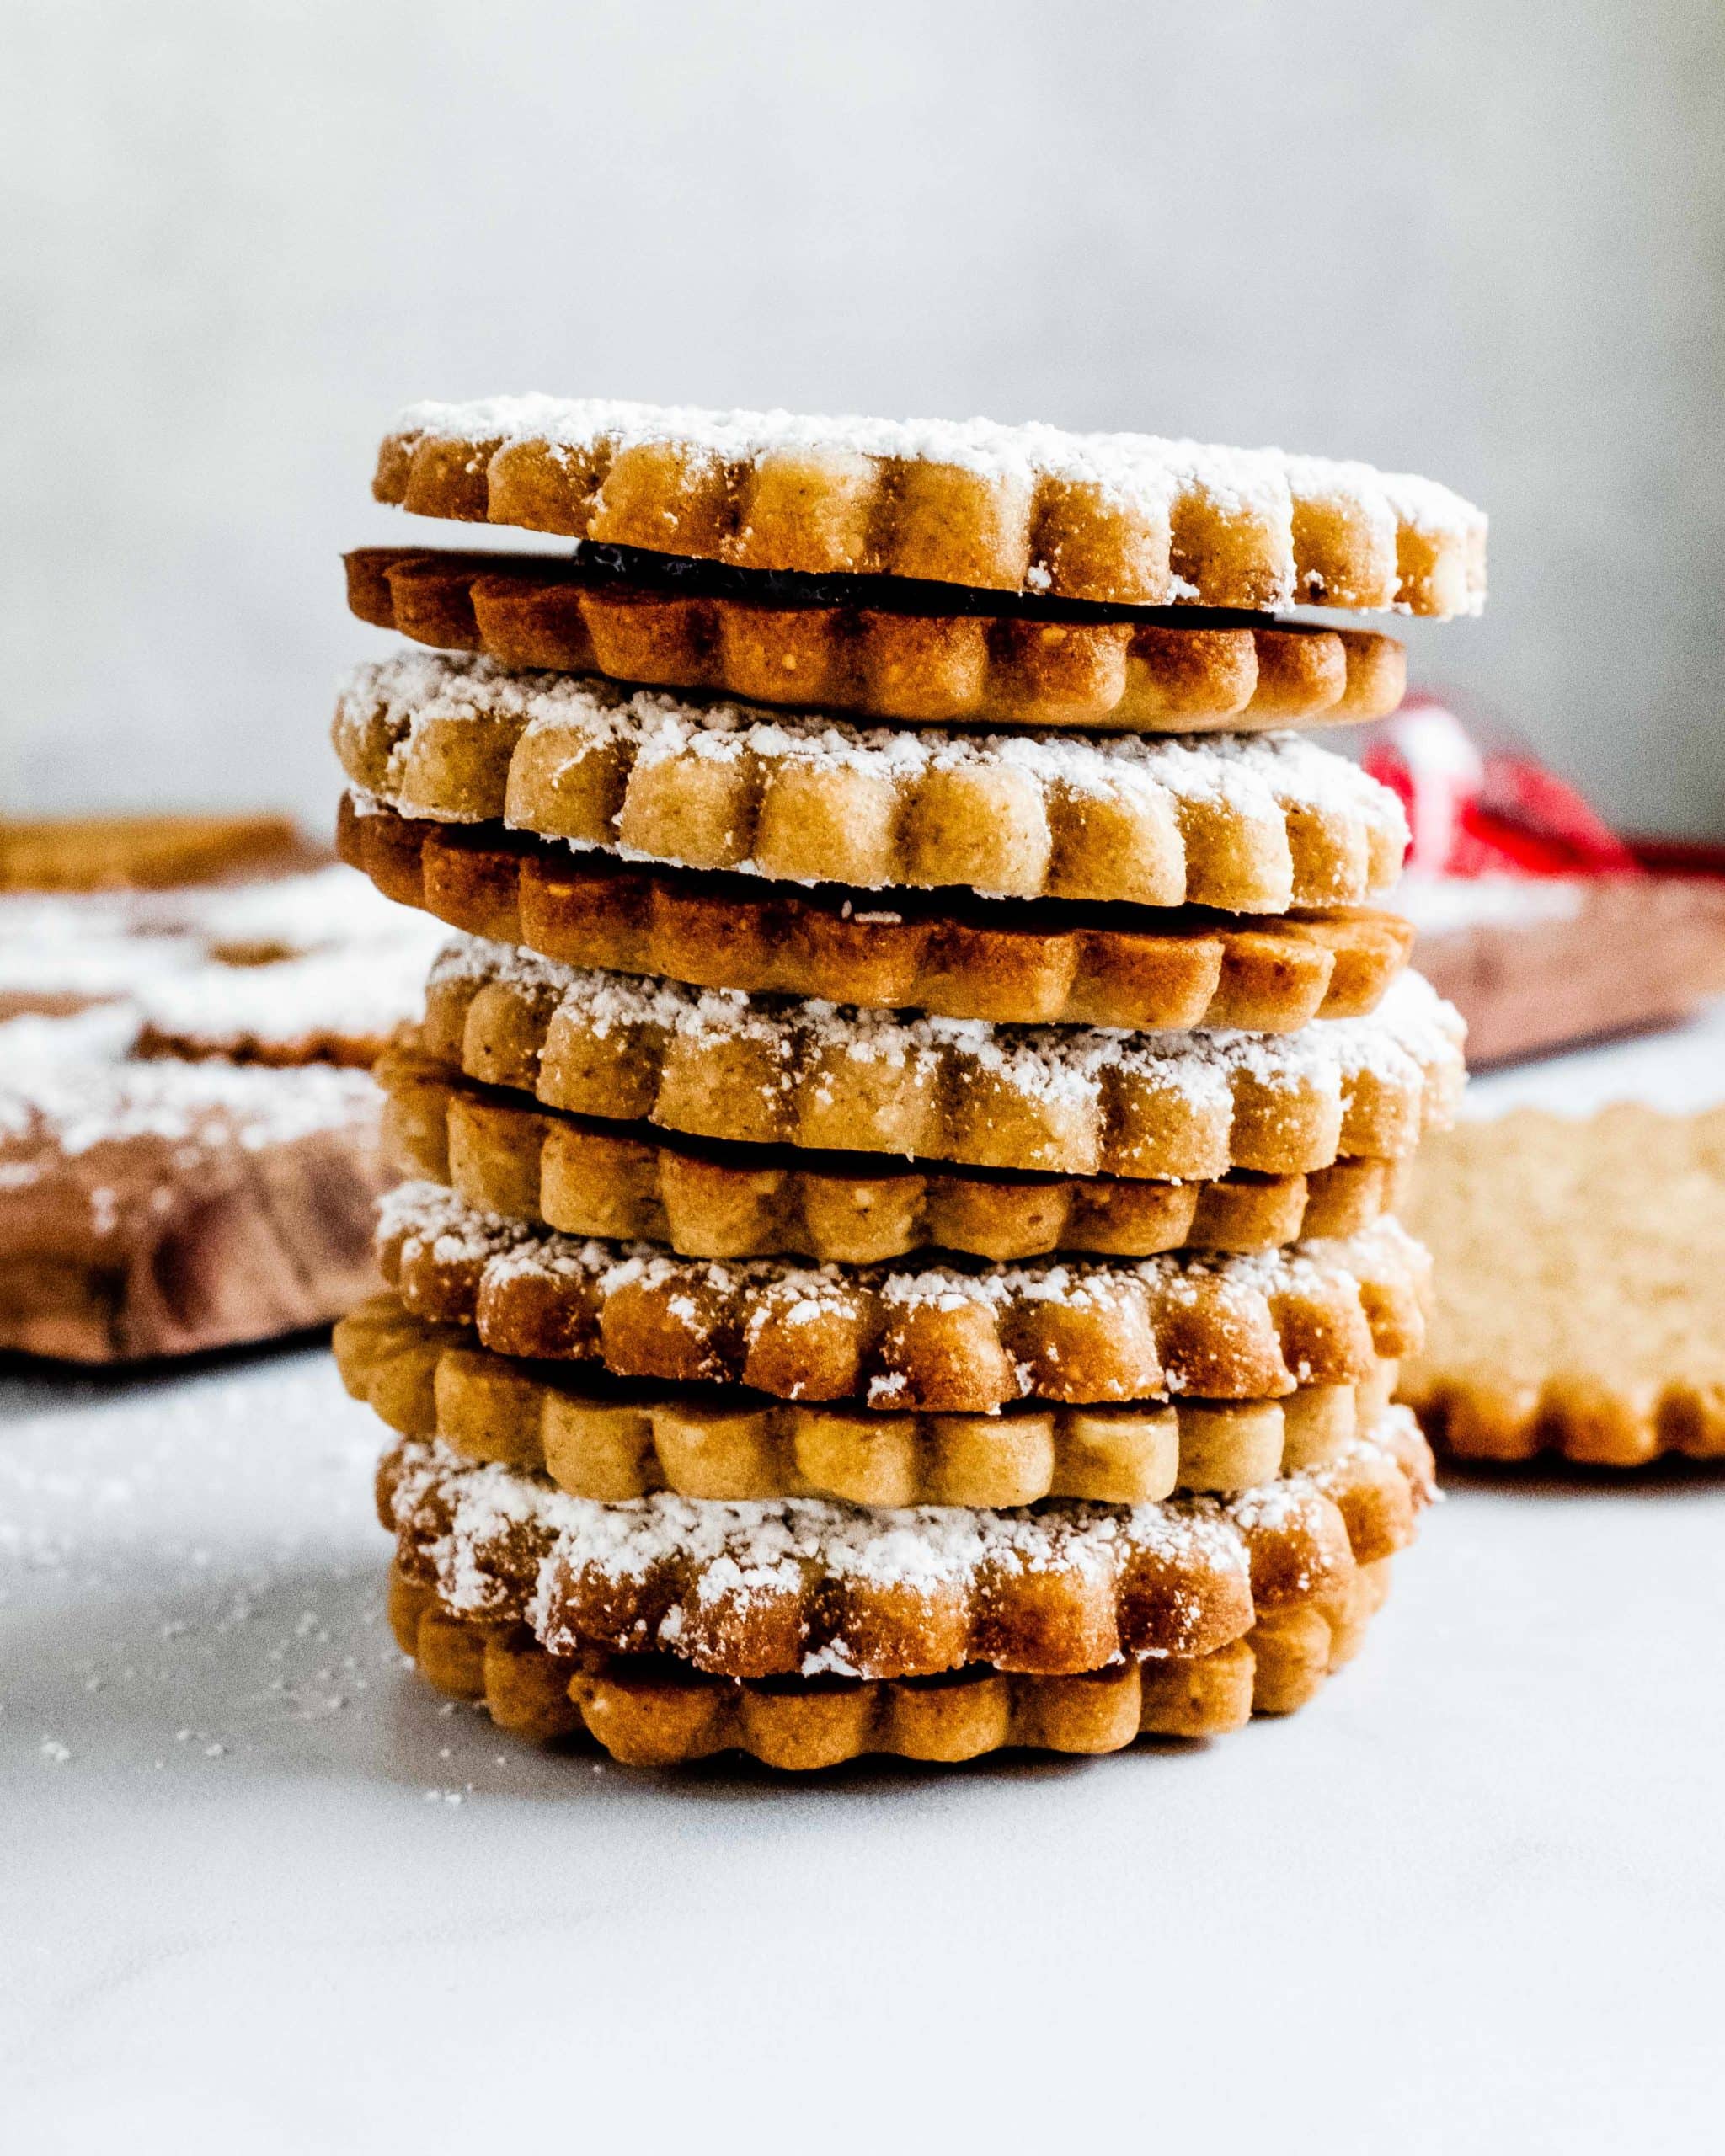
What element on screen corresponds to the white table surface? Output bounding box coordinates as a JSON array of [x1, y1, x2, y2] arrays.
[[8, 1006, 1725, 2154]]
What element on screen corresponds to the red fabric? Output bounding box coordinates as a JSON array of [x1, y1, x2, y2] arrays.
[[1358, 695, 1640, 878]]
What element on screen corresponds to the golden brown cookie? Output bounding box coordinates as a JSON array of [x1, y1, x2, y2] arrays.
[[339, 795, 1413, 1031], [0, 813, 314, 892], [345, 544, 1407, 731], [333, 652, 1407, 910], [419, 937, 1466, 1182], [380, 1048, 1412, 1263], [372, 397, 1486, 616], [337, 1292, 1400, 1507], [377, 1405, 1432, 1681], [1400, 1104, 1725, 1465], [375, 1182, 1429, 1412], [387, 1553, 1396, 1764]]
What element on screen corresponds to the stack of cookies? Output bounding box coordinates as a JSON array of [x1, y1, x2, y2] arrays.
[[333, 397, 1481, 1770]]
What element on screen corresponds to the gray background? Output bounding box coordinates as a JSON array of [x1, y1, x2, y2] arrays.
[[4, 0, 1722, 835]]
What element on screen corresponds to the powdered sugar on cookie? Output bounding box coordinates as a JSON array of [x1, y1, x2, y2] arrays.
[[334, 650, 1407, 908], [380, 395, 1486, 618]]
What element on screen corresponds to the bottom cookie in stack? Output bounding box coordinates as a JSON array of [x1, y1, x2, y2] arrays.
[[339, 1298, 1434, 1770], [383, 1551, 1401, 1769]]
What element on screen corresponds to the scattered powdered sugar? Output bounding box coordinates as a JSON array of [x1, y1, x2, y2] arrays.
[[0, 866, 414, 974], [0, 906, 190, 1004], [0, 1029, 378, 1159], [131, 942, 433, 1049], [0, 867, 442, 1051], [0, 1006, 146, 1071], [181, 863, 419, 953]]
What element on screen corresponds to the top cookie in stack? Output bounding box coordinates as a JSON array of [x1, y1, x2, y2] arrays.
[[334, 398, 1480, 1773]]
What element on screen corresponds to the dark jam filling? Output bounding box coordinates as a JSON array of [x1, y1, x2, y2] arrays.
[[427, 1058, 1289, 1196], [568, 541, 1292, 632], [417, 812, 1327, 935]]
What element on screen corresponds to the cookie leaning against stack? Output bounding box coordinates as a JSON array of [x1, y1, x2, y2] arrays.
[[334, 396, 1482, 1770]]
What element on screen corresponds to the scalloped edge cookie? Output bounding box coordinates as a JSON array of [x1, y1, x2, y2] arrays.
[[379, 1046, 1413, 1263], [338, 1292, 1401, 1508], [338, 794, 1413, 1032], [373, 396, 1486, 617], [345, 543, 1408, 730], [377, 1404, 1433, 1681], [387, 1555, 1397, 1764], [375, 1180, 1430, 1412], [1400, 1104, 1725, 1466], [332, 651, 1407, 910], [419, 936, 1465, 1182]]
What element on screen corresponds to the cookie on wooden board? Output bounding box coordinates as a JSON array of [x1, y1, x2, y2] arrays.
[[0, 1009, 386, 1362]]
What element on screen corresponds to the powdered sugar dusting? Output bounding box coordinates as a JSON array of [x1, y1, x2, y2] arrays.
[[431, 933, 1463, 1112], [334, 650, 1407, 873], [387, 396, 1486, 616], [0, 1011, 378, 1159], [0, 867, 443, 1053], [380, 1177, 1426, 1377], [382, 1433, 1277, 1675]]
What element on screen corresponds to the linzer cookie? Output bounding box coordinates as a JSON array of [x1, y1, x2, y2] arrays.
[[333, 654, 1408, 909], [381, 1049, 1412, 1262], [371, 397, 1487, 616], [386, 1553, 1397, 1764], [375, 1182, 1429, 1412], [383, 1406, 1431, 1690], [1400, 1104, 1725, 1465], [346, 545, 1408, 732], [339, 795, 1412, 1030], [419, 937, 1465, 1181], [337, 1294, 1401, 1506], [378, 1408, 1433, 1681]]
